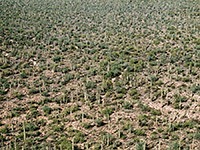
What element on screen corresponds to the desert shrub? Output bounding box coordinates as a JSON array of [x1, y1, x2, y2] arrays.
[[134, 129, 146, 136], [194, 132, 200, 140], [2, 69, 13, 77], [58, 137, 72, 150], [106, 62, 122, 78], [63, 105, 79, 116], [25, 122, 38, 131], [43, 105, 52, 114], [29, 88, 39, 95], [168, 141, 179, 150], [150, 133, 159, 140], [138, 102, 151, 112], [121, 122, 133, 132], [102, 79, 113, 92], [20, 72, 28, 78], [190, 84, 200, 95], [129, 89, 138, 96], [137, 115, 149, 127], [62, 66, 70, 73], [62, 74, 74, 85], [123, 101, 133, 109], [85, 81, 96, 89], [83, 122, 93, 129], [174, 94, 187, 103], [52, 55, 61, 62], [73, 132, 85, 143], [39, 98, 52, 105], [115, 86, 127, 94], [53, 125, 64, 132], [150, 75, 158, 83], [0, 125, 9, 134], [88, 93, 96, 102], [150, 109, 162, 116], [136, 141, 145, 150], [95, 119, 105, 127], [101, 107, 114, 117]]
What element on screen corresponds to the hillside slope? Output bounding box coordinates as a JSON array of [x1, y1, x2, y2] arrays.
[[0, 0, 200, 149]]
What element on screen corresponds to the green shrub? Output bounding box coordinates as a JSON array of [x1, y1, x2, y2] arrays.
[[0, 90, 7, 95], [73, 132, 85, 143], [102, 80, 113, 92], [0, 125, 9, 134], [62, 66, 70, 73], [129, 89, 138, 96], [95, 119, 105, 127], [150, 133, 159, 140], [2, 69, 13, 77], [59, 138, 72, 150], [137, 115, 149, 127], [190, 84, 200, 95], [63, 105, 79, 116], [62, 74, 74, 85], [52, 56, 61, 62], [169, 141, 179, 150], [101, 107, 114, 117], [20, 72, 28, 78], [53, 125, 64, 132], [138, 102, 151, 112], [134, 129, 146, 136], [115, 86, 127, 94], [194, 132, 200, 140], [43, 105, 52, 114], [150, 75, 158, 83], [83, 122, 93, 129], [85, 81, 96, 89], [25, 122, 38, 131], [123, 101, 133, 109], [150, 109, 162, 116], [121, 122, 133, 132], [29, 88, 39, 95], [136, 141, 145, 150]]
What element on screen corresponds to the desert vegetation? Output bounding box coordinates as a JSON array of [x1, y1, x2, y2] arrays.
[[0, 0, 200, 149]]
